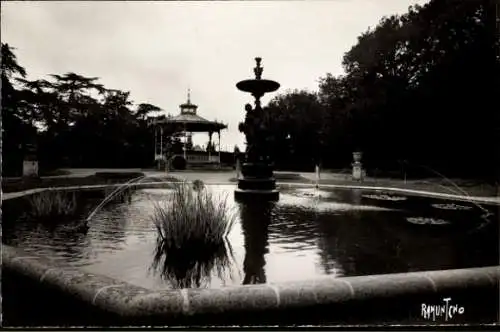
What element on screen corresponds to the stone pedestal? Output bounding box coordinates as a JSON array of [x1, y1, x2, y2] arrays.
[[352, 163, 363, 181], [23, 160, 39, 178], [235, 162, 279, 201], [352, 152, 364, 182], [23, 142, 39, 178]]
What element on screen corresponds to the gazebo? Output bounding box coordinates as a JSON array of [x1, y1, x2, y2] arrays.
[[149, 90, 228, 170]]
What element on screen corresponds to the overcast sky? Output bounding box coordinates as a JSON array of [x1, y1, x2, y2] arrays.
[[2, 0, 428, 151]]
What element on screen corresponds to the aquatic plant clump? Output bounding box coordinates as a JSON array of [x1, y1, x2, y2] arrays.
[[151, 181, 235, 247], [431, 203, 473, 211], [27, 190, 78, 219], [406, 217, 450, 225], [150, 181, 236, 288]]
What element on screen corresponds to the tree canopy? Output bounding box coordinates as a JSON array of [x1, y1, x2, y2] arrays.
[[1, 44, 162, 175], [254, 0, 497, 180]]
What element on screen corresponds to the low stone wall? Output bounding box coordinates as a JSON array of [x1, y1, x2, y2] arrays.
[[3, 245, 499, 327]]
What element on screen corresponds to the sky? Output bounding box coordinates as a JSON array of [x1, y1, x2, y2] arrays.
[[2, 0, 428, 151]]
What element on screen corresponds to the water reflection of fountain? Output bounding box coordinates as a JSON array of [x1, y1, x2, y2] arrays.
[[239, 201, 273, 285], [350, 189, 362, 206]]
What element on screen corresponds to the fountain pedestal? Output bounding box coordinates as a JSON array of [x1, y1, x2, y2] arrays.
[[235, 162, 279, 201], [234, 58, 280, 202]]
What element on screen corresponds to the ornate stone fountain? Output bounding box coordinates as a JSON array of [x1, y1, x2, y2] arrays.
[[235, 57, 280, 201]]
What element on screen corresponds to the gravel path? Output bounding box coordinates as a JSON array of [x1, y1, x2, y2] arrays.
[[3, 168, 498, 202]]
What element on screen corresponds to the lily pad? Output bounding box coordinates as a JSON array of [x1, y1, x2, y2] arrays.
[[406, 217, 450, 225], [431, 203, 473, 211]]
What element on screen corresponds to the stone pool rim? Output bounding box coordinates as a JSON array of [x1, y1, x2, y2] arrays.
[[3, 244, 499, 325], [2, 180, 499, 206]]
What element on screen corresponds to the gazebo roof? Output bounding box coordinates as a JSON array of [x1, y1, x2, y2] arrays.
[[149, 89, 228, 133], [166, 113, 227, 132]]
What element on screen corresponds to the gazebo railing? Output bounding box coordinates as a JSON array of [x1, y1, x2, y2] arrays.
[[186, 154, 220, 163], [172, 151, 220, 164]]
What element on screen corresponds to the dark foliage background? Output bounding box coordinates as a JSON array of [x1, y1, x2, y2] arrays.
[[247, 0, 498, 180]]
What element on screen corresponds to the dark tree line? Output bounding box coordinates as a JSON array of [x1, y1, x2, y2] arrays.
[[246, 0, 498, 181]]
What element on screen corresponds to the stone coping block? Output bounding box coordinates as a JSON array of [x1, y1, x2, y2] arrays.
[[3, 244, 499, 324]]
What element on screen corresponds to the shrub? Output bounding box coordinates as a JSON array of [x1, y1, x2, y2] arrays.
[[171, 156, 186, 170], [27, 190, 78, 219], [150, 181, 236, 288]]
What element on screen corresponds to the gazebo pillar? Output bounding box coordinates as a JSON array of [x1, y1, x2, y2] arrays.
[[183, 123, 187, 160], [218, 130, 221, 166], [154, 126, 158, 165], [160, 126, 164, 170], [208, 131, 213, 161]]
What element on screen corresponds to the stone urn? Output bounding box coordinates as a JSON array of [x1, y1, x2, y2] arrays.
[[353, 151, 363, 163], [23, 142, 39, 178]]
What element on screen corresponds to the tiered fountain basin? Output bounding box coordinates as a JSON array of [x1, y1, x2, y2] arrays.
[[235, 162, 279, 200], [2, 182, 499, 326], [236, 79, 280, 95]]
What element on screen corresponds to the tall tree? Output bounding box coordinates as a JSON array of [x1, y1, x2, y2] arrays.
[[1, 43, 36, 176], [136, 103, 161, 120], [264, 90, 326, 169], [319, 0, 494, 177]]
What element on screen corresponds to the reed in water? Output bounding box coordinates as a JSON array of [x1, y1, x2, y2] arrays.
[[27, 190, 78, 220], [150, 180, 236, 288]]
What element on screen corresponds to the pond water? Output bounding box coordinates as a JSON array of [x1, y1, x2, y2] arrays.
[[3, 185, 498, 290]]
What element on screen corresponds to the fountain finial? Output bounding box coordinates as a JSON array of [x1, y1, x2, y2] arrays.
[[187, 87, 191, 104], [254, 57, 263, 80]]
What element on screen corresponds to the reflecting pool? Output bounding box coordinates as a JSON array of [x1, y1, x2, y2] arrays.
[[3, 185, 498, 290]]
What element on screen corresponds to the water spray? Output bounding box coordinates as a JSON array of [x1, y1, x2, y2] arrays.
[[402, 161, 494, 230], [86, 175, 147, 223]]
